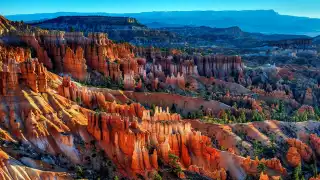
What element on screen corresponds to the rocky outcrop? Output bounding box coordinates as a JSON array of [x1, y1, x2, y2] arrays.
[[0, 45, 30, 95], [19, 31, 135, 82], [219, 94, 262, 112], [165, 72, 185, 89], [86, 104, 229, 178], [0, 148, 71, 180], [259, 172, 269, 180], [242, 156, 286, 176], [310, 134, 320, 156], [136, 47, 242, 80], [0, 16, 15, 34], [195, 55, 243, 79], [124, 71, 136, 90], [0, 59, 19, 95], [303, 88, 314, 105], [123, 91, 230, 117], [252, 88, 294, 100], [188, 165, 227, 180], [286, 147, 301, 167], [85, 97, 287, 179], [13, 29, 247, 92], [63, 46, 87, 81], [20, 32, 53, 69], [287, 138, 313, 162], [310, 175, 320, 180], [20, 59, 48, 93], [0, 45, 31, 63], [0, 46, 48, 94], [298, 105, 315, 115]]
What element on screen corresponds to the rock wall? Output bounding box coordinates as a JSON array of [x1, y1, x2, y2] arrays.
[[63, 46, 87, 81], [86, 108, 227, 179], [20, 59, 48, 93], [18, 30, 245, 87], [165, 72, 186, 89], [0, 148, 71, 180], [0, 45, 48, 94]]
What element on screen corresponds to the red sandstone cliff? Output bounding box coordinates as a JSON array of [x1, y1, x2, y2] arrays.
[[63, 46, 87, 81]]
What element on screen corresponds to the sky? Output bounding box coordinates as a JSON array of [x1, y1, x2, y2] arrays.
[[1, 0, 320, 18]]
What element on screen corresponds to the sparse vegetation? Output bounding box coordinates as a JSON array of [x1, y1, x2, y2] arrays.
[[257, 162, 266, 173], [271, 100, 288, 121], [293, 164, 303, 180], [153, 172, 162, 180], [169, 153, 182, 174], [75, 165, 84, 178]]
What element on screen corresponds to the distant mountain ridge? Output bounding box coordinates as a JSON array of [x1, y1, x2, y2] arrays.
[[24, 15, 311, 48], [31, 16, 144, 27], [27, 15, 177, 46], [30, 16, 145, 31], [314, 35, 320, 44], [5, 10, 320, 36]]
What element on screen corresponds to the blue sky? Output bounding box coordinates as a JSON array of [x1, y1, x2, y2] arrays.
[[1, 0, 320, 18]]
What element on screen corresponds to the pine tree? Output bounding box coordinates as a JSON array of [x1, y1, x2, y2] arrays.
[[239, 110, 246, 123], [293, 164, 302, 180]]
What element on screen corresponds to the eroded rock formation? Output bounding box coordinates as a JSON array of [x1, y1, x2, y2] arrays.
[[286, 147, 301, 167], [310, 134, 320, 156], [63, 46, 87, 81], [20, 59, 48, 93], [86, 108, 227, 178], [287, 138, 313, 162]]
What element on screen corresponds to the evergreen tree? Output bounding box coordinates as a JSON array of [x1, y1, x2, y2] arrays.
[[293, 164, 302, 180], [239, 110, 246, 123], [257, 162, 266, 173]]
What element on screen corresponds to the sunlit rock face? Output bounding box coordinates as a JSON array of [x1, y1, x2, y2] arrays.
[[286, 147, 301, 167], [86, 106, 228, 179], [310, 134, 320, 156], [13, 29, 246, 92], [0, 148, 71, 180], [18, 31, 135, 82], [20, 59, 48, 93], [0, 45, 48, 95], [123, 71, 136, 90], [81, 90, 288, 179], [0, 88, 85, 164], [241, 156, 286, 176], [20, 32, 53, 69], [0, 43, 89, 175], [185, 119, 320, 179], [0, 45, 24, 95], [287, 138, 313, 163], [166, 72, 186, 89], [63, 46, 87, 81]]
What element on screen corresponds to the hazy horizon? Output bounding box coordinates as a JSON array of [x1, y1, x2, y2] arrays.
[[3, 9, 320, 20], [2, 0, 320, 18]]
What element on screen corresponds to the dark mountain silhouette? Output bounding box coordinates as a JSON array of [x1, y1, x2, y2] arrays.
[[26, 15, 310, 48], [5, 10, 320, 36]]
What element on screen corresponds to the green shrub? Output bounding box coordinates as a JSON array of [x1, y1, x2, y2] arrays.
[[153, 172, 162, 180]]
